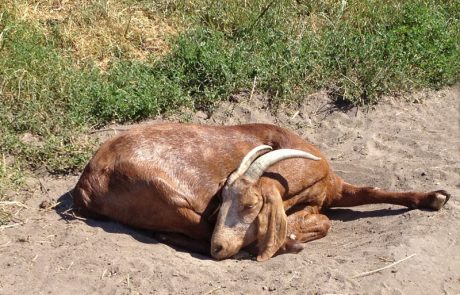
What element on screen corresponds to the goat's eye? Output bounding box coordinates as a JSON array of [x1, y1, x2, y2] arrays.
[[243, 203, 256, 210]]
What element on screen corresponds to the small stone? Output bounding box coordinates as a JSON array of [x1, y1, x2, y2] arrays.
[[17, 237, 29, 243], [39, 200, 51, 209], [262, 286, 267, 290], [268, 286, 276, 291]]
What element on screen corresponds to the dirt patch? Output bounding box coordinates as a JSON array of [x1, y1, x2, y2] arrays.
[[1, 86, 459, 294]]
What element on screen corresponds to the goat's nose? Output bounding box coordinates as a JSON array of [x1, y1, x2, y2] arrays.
[[211, 243, 224, 257]]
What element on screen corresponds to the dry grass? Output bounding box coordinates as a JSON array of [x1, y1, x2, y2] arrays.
[[0, 153, 25, 224], [6, 0, 181, 68]]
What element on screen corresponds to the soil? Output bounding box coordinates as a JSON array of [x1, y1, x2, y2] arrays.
[[1, 86, 459, 294]]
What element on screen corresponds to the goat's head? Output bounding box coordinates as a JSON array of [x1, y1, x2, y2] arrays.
[[211, 145, 320, 261]]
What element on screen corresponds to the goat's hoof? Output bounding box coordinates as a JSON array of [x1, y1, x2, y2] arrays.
[[429, 190, 451, 210]]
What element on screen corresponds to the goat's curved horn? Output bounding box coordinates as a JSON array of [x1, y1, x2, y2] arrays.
[[227, 145, 273, 185], [243, 149, 321, 182]]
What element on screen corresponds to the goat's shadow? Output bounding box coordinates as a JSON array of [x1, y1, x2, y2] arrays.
[[55, 191, 213, 261], [325, 207, 410, 222]]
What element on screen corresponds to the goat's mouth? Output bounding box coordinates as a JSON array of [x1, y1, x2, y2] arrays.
[[211, 245, 236, 260], [210, 247, 228, 260], [210, 239, 242, 260]]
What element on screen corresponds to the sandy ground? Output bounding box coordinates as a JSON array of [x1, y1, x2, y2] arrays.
[[1, 86, 459, 294]]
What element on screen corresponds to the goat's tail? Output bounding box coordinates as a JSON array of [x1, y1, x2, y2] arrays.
[[330, 181, 450, 211], [72, 181, 108, 220]]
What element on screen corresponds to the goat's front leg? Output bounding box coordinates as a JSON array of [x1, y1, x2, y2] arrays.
[[277, 210, 331, 255]]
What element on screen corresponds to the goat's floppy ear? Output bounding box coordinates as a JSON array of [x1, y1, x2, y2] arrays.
[[256, 188, 287, 261]]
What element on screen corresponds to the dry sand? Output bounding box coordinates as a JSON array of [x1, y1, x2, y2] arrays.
[[1, 86, 459, 294]]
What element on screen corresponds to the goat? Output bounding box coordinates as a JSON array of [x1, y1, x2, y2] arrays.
[[73, 123, 450, 261]]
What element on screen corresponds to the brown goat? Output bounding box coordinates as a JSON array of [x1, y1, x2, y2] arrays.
[[73, 123, 450, 261]]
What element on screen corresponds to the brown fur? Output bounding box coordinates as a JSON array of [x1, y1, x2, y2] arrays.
[[73, 123, 450, 260]]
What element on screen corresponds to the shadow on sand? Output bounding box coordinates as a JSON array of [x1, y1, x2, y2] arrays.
[[325, 207, 410, 222]]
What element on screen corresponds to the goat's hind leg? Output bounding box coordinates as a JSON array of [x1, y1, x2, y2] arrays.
[[277, 210, 331, 255], [333, 183, 451, 210]]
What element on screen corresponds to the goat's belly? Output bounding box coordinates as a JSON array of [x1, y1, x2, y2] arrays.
[[92, 180, 211, 239]]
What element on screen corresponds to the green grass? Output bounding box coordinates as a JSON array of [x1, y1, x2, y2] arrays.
[[154, 0, 459, 105], [0, 0, 459, 215]]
